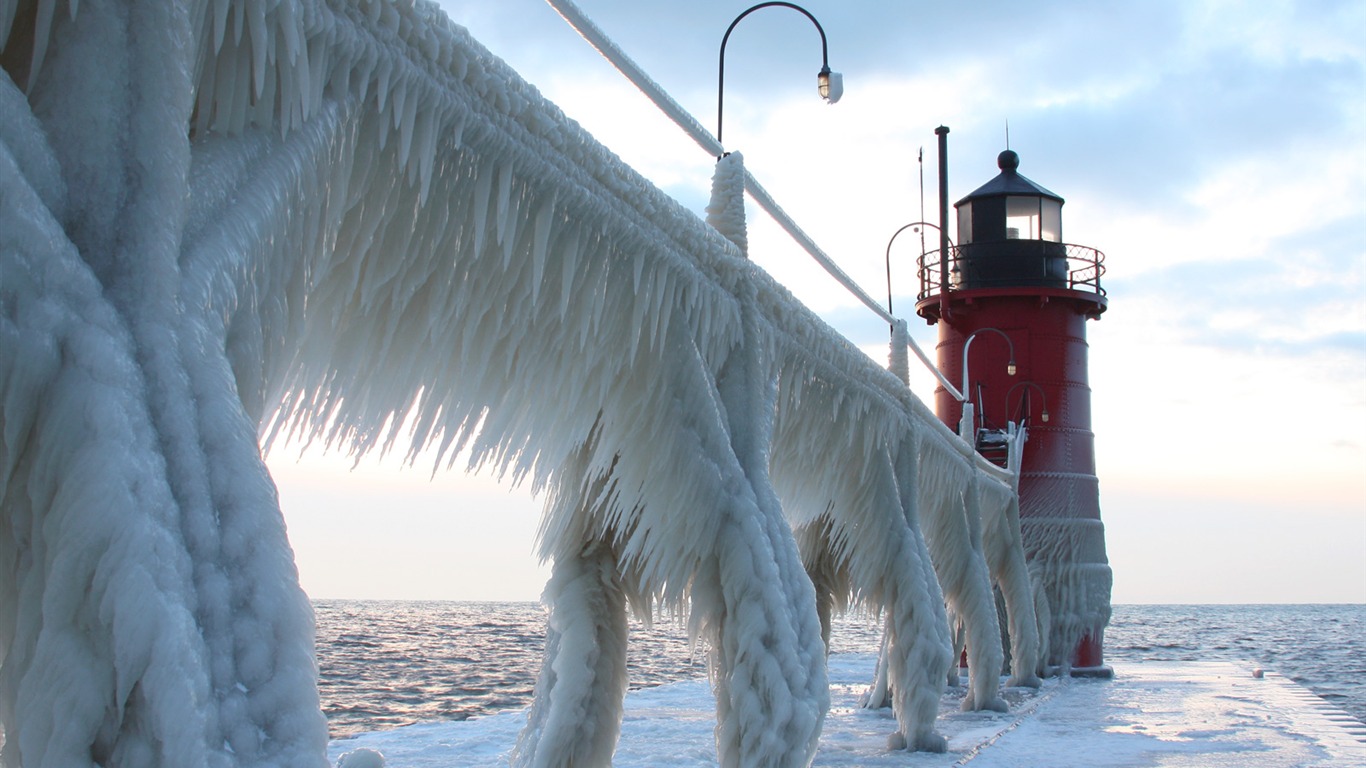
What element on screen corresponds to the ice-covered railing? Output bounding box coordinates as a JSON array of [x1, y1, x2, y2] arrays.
[[543, 0, 1000, 469], [0, 1, 1038, 766]]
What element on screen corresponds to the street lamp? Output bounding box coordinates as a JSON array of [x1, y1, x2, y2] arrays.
[[717, 2, 842, 148]]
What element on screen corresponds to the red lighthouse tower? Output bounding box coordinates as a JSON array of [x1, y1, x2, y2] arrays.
[[916, 135, 1112, 673]]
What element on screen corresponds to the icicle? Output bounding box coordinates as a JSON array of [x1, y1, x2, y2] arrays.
[[280, 36, 301, 129], [254, 61, 278, 131], [647, 270, 674, 352], [464, 160, 491, 259], [530, 192, 557, 305], [398, 79, 420, 176], [630, 250, 644, 294], [625, 272, 651, 362], [279, 0, 299, 66], [352, 51, 373, 111], [305, 32, 325, 121], [557, 229, 581, 320], [210, 0, 229, 52], [499, 195, 521, 270], [28, 0, 58, 87], [1, 0, 19, 53], [646, 277, 674, 353], [247, 0, 267, 99], [494, 161, 513, 249], [414, 107, 437, 202], [374, 55, 392, 116], [448, 112, 466, 149]]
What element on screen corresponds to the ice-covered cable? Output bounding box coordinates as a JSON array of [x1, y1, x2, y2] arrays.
[[544, 0, 961, 407], [544, 0, 723, 157]]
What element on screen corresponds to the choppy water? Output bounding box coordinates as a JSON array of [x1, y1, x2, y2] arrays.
[[314, 601, 1365, 740]]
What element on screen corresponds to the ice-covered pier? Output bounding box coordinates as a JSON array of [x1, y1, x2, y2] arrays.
[[332, 656, 1366, 767], [3, 0, 1100, 765]]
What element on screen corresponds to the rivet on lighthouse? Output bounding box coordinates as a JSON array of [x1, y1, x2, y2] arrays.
[[916, 129, 1113, 675]]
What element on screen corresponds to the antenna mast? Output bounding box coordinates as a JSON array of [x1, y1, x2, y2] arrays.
[[918, 147, 926, 257]]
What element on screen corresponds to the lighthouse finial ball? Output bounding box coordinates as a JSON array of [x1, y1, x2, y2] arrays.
[[998, 149, 1020, 172]]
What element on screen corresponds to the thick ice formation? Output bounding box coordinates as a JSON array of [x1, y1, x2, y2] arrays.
[[705, 153, 748, 256], [0, 1, 1039, 766], [991, 430, 1043, 688]]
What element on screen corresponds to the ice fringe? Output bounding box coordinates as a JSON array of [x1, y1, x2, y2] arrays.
[[0, 1, 1035, 766]]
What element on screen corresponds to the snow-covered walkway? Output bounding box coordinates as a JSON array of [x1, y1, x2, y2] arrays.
[[331, 655, 1366, 767]]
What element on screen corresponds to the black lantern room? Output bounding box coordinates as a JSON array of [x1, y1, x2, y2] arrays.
[[951, 150, 1067, 289]]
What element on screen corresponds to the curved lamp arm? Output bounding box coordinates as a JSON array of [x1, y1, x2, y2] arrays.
[[885, 220, 955, 318], [1006, 381, 1050, 425], [961, 327, 1016, 427], [717, 2, 838, 147]]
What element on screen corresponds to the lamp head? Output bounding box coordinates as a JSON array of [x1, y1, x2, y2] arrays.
[[1041, 409, 1050, 423], [818, 67, 843, 103], [1006, 361, 1017, 376]]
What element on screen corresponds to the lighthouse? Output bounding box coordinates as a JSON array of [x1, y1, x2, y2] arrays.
[[915, 134, 1113, 674]]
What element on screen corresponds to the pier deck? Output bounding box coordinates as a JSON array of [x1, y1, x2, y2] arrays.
[[331, 655, 1366, 766]]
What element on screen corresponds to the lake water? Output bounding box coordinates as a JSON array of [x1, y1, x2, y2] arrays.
[[313, 601, 1366, 740]]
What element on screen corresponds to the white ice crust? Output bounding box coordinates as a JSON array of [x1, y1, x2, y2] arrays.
[[0, 1, 1065, 765]]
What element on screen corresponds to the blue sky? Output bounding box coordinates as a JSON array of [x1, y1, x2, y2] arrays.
[[271, 0, 1365, 603]]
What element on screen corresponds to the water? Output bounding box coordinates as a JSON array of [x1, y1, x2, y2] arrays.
[[1106, 604, 1366, 722], [314, 601, 1366, 740], [316, 600, 715, 739]]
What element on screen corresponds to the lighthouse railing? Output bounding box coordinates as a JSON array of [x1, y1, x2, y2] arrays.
[[916, 243, 1107, 300], [1065, 244, 1107, 294]]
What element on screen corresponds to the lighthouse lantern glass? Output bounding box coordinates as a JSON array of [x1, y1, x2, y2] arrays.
[[999, 196, 1063, 242], [1005, 196, 1041, 240], [957, 204, 973, 245], [1041, 199, 1062, 242]]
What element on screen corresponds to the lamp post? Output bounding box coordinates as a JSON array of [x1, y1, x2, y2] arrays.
[[959, 327, 1015, 439], [717, 2, 842, 148]]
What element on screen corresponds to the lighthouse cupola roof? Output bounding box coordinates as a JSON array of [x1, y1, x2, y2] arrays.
[[958, 150, 1064, 205], [955, 150, 1064, 246]]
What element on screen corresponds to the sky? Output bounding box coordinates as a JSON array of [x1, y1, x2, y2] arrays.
[[269, 0, 1365, 605]]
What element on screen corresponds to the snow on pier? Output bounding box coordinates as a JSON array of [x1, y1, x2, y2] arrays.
[[333, 656, 1366, 767]]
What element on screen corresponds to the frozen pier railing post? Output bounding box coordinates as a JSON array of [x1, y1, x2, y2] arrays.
[[1, 1, 1036, 765]]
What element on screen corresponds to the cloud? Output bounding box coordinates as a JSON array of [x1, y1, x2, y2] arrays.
[[1111, 229, 1363, 344]]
